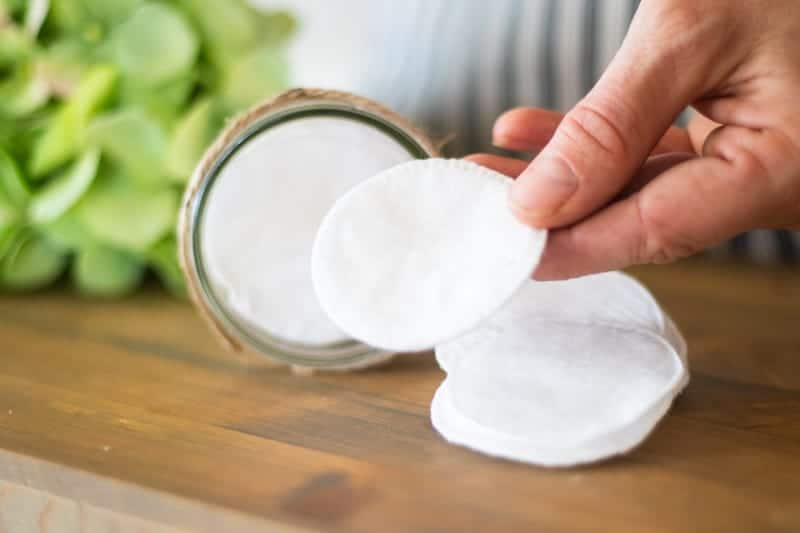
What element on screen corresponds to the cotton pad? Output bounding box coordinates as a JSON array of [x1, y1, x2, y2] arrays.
[[311, 158, 547, 352], [435, 272, 685, 372], [431, 319, 687, 467], [201, 115, 416, 347]]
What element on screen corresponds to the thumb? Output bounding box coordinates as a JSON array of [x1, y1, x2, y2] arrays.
[[510, 3, 717, 229]]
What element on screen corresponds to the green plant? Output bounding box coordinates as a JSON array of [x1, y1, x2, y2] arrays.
[[0, 0, 294, 296]]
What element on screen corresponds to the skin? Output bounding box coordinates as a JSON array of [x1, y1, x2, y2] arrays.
[[467, 0, 800, 280]]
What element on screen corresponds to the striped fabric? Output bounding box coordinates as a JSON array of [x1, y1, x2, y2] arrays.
[[354, 0, 797, 262], [360, 0, 638, 153]]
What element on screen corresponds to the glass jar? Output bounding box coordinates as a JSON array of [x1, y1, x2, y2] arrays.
[[179, 89, 438, 370]]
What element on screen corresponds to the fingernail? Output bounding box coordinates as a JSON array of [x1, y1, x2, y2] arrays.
[[510, 156, 578, 219]]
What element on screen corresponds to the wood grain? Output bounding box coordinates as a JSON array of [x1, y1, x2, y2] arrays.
[[0, 259, 798, 532]]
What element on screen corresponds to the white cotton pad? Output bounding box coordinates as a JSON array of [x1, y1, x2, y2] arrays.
[[663, 314, 688, 367], [201, 116, 416, 347], [436, 272, 684, 372], [311, 158, 547, 352], [431, 319, 687, 467]]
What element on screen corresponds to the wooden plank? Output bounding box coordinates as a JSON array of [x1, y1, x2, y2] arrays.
[[0, 450, 313, 533], [0, 259, 798, 532], [0, 480, 188, 533]]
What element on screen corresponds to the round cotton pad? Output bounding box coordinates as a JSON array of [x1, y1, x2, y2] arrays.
[[431, 321, 687, 467], [311, 159, 547, 352], [436, 272, 677, 372], [201, 116, 417, 347]]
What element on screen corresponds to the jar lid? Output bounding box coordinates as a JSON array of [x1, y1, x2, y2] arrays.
[[179, 88, 438, 370]]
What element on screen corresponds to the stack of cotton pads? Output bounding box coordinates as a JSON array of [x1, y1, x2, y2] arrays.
[[312, 159, 689, 467]]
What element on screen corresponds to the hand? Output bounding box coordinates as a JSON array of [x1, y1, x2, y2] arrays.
[[469, 0, 800, 280]]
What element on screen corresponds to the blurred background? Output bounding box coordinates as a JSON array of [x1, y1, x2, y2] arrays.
[[0, 0, 635, 300], [1, 0, 795, 300]]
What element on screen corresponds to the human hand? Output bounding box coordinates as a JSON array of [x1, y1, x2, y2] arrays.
[[469, 0, 800, 280]]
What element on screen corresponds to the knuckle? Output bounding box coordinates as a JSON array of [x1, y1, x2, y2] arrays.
[[557, 102, 632, 161], [705, 127, 777, 187], [634, 193, 702, 265], [549, 101, 638, 189], [729, 146, 772, 185]]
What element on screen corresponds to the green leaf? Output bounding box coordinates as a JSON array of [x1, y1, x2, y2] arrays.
[[82, 0, 142, 27], [256, 11, 297, 47], [36, 39, 93, 97], [0, 0, 26, 20], [0, 224, 19, 259], [110, 2, 198, 85], [147, 236, 185, 297], [0, 204, 17, 230], [221, 45, 287, 111], [0, 24, 33, 68], [177, 1, 294, 67], [0, 112, 48, 165], [1, 230, 67, 290], [29, 65, 117, 177], [38, 210, 93, 251], [47, 0, 88, 33], [0, 63, 51, 117], [166, 97, 220, 182], [29, 148, 99, 224], [0, 149, 30, 208], [176, 0, 262, 67], [73, 243, 144, 296], [24, 0, 50, 37], [85, 109, 166, 186], [76, 175, 178, 251], [45, 0, 139, 36], [118, 73, 195, 127]]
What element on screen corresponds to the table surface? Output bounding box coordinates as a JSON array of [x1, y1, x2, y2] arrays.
[[1, 260, 799, 532]]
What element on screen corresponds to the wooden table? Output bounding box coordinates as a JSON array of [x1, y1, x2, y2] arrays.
[[0, 260, 798, 532]]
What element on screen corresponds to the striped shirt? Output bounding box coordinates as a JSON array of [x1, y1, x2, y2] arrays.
[[291, 0, 799, 262], [360, 0, 641, 154]]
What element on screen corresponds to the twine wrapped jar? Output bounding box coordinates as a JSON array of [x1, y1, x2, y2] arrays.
[[179, 89, 438, 371]]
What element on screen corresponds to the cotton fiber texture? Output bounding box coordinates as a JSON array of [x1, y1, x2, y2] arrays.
[[311, 159, 547, 352], [432, 274, 689, 467]]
